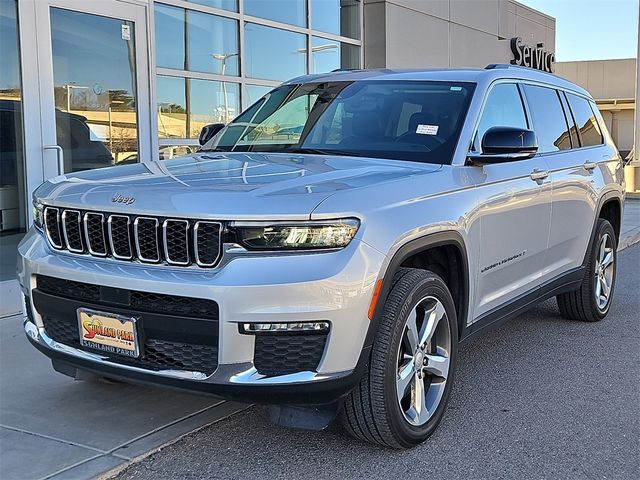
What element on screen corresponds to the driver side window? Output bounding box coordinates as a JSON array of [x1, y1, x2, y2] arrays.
[[474, 83, 528, 152]]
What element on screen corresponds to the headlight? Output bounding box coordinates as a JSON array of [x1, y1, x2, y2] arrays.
[[33, 199, 44, 230], [234, 218, 360, 251]]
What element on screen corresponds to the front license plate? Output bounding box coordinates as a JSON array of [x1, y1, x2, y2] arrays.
[[77, 308, 140, 358]]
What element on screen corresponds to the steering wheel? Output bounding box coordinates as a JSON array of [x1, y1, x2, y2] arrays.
[[394, 131, 443, 150]]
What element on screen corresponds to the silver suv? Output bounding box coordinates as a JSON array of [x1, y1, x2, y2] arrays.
[[19, 65, 625, 448]]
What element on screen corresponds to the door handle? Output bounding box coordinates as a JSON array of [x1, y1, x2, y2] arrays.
[[583, 161, 597, 171], [529, 169, 549, 181], [43, 145, 64, 176]]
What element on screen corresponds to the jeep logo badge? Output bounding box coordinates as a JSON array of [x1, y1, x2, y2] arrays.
[[111, 193, 135, 205]]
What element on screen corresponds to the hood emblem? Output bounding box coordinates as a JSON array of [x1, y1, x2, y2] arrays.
[[111, 193, 135, 205]]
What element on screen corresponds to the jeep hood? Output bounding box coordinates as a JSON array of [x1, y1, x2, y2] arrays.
[[35, 152, 440, 219]]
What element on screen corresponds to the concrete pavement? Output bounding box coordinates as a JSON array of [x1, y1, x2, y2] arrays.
[[0, 315, 247, 480], [620, 196, 640, 250], [112, 245, 640, 480]]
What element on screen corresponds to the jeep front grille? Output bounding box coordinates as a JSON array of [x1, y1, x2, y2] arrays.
[[43, 207, 222, 268]]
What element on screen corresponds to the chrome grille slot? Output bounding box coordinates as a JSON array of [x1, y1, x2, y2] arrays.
[[108, 215, 132, 260], [134, 217, 160, 263], [40, 207, 222, 268], [84, 212, 107, 256], [194, 221, 222, 267], [61, 210, 83, 252], [44, 207, 63, 249], [163, 219, 190, 265]]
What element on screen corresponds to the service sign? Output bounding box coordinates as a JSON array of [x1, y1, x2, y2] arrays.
[[510, 37, 555, 73]]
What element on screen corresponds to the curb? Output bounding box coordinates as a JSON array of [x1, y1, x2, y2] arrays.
[[618, 229, 640, 252], [98, 403, 252, 480]]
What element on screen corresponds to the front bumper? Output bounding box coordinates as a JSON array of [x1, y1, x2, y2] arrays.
[[18, 228, 385, 404]]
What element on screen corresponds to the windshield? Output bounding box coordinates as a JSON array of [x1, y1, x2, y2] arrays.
[[202, 80, 475, 164]]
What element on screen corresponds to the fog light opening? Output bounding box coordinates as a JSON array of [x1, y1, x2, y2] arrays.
[[240, 322, 330, 334]]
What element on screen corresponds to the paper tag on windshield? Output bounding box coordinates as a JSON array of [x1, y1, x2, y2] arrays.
[[416, 124, 439, 135]]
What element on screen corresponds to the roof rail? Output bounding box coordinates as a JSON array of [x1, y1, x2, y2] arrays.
[[485, 63, 515, 70], [330, 68, 359, 72]]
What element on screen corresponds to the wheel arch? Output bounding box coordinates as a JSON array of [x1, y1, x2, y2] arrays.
[[581, 191, 624, 268], [598, 196, 622, 242], [365, 231, 470, 347]]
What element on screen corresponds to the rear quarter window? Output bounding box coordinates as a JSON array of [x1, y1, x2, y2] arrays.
[[566, 93, 604, 147]]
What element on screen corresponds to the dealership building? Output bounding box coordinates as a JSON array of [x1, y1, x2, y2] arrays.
[[0, 0, 637, 314]]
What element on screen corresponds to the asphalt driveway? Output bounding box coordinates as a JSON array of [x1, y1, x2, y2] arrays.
[[113, 245, 639, 480]]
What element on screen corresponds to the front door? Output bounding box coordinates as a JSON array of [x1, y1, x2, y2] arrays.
[[35, 0, 152, 180], [469, 82, 553, 320]]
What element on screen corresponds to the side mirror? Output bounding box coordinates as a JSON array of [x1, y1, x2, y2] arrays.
[[198, 123, 225, 146], [468, 126, 538, 164]]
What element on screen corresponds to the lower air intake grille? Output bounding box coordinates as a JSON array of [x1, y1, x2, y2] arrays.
[[42, 316, 218, 373], [254, 334, 328, 377], [35, 275, 219, 374]]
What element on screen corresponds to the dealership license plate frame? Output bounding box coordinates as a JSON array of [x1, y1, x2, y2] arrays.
[[77, 308, 140, 358]]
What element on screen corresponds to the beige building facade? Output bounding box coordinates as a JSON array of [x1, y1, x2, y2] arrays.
[[363, 0, 555, 69]]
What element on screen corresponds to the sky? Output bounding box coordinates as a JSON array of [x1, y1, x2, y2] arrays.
[[520, 0, 638, 61]]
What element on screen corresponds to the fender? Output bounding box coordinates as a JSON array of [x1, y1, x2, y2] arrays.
[[583, 190, 624, 268], [363, 231, 470, 350]]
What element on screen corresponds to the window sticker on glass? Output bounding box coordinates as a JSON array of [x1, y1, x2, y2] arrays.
[[416, 124, 439, 135], [121, 24, 130, 41]]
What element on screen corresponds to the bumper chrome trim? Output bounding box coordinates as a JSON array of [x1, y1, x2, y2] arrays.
[[25, 319, 350, 386]]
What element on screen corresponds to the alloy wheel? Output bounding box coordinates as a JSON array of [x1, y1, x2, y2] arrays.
[[396, 295, 451, 426], [594, 233, 615, 310]]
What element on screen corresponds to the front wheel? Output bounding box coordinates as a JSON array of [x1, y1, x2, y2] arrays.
[[340, 268, 458, 449], [557, 218, 617, 322]]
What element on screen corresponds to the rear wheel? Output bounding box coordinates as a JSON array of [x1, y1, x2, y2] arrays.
[[340, 268, 458, 448], [557, 218, 617, 322]]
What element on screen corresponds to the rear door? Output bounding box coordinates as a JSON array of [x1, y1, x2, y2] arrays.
[[470, 82, 552, 320], [522, 85, 601, 280]]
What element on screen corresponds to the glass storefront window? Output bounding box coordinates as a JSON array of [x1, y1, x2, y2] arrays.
[[188, 0, 237, 12], [244, 0, 306, 27], [0, 0, 25, 281], [155, 4, 185, 70], [187, 10, 239, 75], [189, 78, 239, 137], [311, 0, 360, 40], [50, 8, 140, 169], [245, 84, 273, 107], [311, 36, 339, 73], [157, 76, 239, 139], [244, 23, 306, 81], [310, 36, 359, 73], [157, 76, 187, 138]]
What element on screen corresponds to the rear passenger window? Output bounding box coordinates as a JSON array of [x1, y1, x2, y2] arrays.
[[522, 84, 572, 153], [475, 83, 527, 151], [566, 93, 603, 147], [559, 92, 580, 147]]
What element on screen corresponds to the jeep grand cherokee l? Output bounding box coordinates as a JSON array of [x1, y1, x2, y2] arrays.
[[18, 65, 625, 448]]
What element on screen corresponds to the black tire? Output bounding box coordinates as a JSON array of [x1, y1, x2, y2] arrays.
[[340, 268, 458, 449], [556, 218, 617, 322]]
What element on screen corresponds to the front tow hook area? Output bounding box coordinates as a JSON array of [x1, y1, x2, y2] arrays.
[[268, 403, 341, 431]]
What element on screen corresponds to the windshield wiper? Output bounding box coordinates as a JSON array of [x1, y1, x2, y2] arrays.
[[284, 147, 364, 157]]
